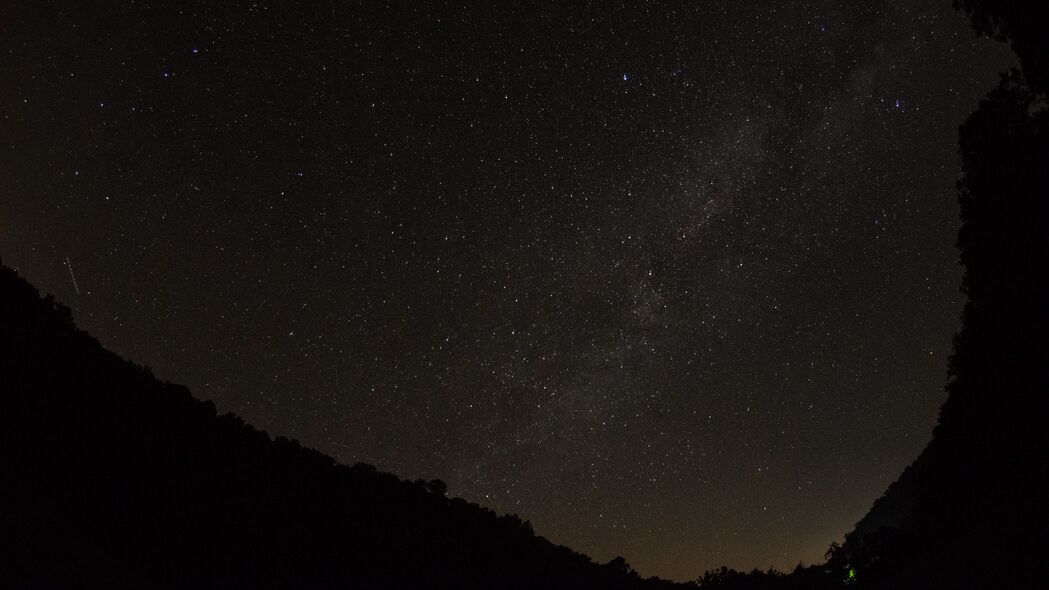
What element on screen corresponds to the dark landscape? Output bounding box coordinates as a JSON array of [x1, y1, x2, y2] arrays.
[[1, 1, 1046, 588]]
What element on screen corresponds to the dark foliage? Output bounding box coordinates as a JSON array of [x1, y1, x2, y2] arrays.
[[693, 564, 841, 590], [701, 4, 1049, 589], [838, 18, 1049, 590], [0, 264, 688, 589], [2, 3, 1045, 588], [841, 74, 1048, 590], [954, 0, 1049, 94]]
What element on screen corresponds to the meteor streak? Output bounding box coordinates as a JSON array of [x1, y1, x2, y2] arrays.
[[65, 257, 81, 295]]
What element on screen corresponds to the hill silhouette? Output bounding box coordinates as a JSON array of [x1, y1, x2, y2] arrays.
[[0, 263, 688, 589], [3, 3, 1046, 588], [836, 72, 1048, 589], [833, 4, 1049, 588], [676, 3, 1049, 589]]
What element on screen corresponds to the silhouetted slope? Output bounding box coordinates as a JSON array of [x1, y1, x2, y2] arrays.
[[0, 263, 686, 590], [841, 61, 1049, 590]]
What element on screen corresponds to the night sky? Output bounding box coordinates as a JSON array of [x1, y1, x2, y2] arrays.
[[0, 1, 1014, 581]]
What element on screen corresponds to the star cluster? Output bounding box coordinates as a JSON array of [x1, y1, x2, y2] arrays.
[[0, 0, 1012, 581]]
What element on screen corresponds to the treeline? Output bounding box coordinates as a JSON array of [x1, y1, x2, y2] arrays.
[[829, 2, 1049, 589], [0, 263, 684, 589], [686, 2, 1049, 588], [838, 71, 1048, 590]]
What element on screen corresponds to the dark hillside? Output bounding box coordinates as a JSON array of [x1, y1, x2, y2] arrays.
[[0, 263, 683, 590], [694, 63, 1049, 589], [839, 6, 1049, 584]]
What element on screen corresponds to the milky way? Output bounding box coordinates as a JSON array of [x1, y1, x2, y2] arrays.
[[0, 0, 1013, 580]]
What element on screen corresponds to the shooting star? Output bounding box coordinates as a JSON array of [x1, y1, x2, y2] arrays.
[[65, 257, 81, 295]]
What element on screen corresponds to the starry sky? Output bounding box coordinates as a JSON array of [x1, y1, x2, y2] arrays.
[[0, 0, 1014, 581]]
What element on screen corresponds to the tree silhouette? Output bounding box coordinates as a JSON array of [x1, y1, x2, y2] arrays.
[[0, 262, 689, 589], [837, 24, 1049, 590], [953, 1, 1049, 94]]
